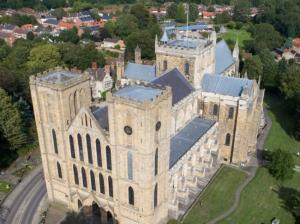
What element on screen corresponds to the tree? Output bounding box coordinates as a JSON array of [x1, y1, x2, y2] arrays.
[[51, 7, 65, 20], [243, 55, 263, 80], [189, 3, 199, 22], [27, 44, 61, 73], [130, 4, 150, 29], [233, 0, 250, 23], [26, 31, 35, 41], [114, 14, 138, 38], [268, 149, 295, 183], [59, 27, 80, 44], [280, 64, 300, 99], [175, 3, 186, 23], [214, 12, 232, 24], [254, 23, 283, 49], [0, 88, 26, 150], [167, 3, 177, 20], [258, 49, 278, 87]]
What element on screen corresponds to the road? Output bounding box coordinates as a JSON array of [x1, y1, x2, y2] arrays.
[[0, 165, 46, 224]]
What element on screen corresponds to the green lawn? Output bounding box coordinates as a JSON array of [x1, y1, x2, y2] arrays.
[[220, 168, 300, 224], [0, 180, 12, 192], [264, 93, 300, 165], [219, 28, 252, 48], [173, 166, 246, 224]]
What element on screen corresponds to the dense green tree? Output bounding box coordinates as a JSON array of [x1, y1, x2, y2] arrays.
[[243, 55, 263, 80], [214, 12, 232, 24], [59, 27, 80, 44], [175, 3, 186, 23], [0, 88, 26, 150], [51, 7, 65, 20], [258, 49, 278, 87], [0, 14, 37, 26], [254, 23, 283, 49], [280, 64, 300, 99], [104, 20, 116, 37], [268, 149, 295, 183], [27, 44, 61, 73], [114, 14, 138, 38], [130, 4, 150, 29], [189, 3, 199, 22], [26, 31, 35, 41], [166, 3, 177, 20], [233, 0, 251, 23]]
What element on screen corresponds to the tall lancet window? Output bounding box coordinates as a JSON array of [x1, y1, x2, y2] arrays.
[[127, 151, 133, 180]]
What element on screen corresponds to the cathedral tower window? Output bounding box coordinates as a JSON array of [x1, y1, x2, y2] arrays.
[[128, 186, 134, 205], [86, 134, 93, 164], [163, 60, 167, 71], [124, 126, 132, 135], [57, 162, 62, 179], [90, 170, 96, 191], [225, 133, 231, 146], [154, 148, 158, 176], [73, 165, 79, 185], [78, 200, 82, 209], [77, 134, 84, 161], [213, 104, 219, 116], [127, 151, 133, 180], [99, 173, 105, 194], [96, 139, 102, 167], [155, 121, 161, 131], [108, 176, 113, 197], [81, 167, 87, 188], [69, 135, 75, 159], [106, 146, 112, 170], [228, 107, 234, 119], [154, 184, 158, 208], [52, 129, 58, 154]]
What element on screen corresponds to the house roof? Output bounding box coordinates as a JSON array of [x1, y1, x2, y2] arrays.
[[152, 68, 195, 105], [44, 19, 59, 26], [176, 23, 208, 31], [79, 16, 94, 22], [14, 28, 28, 35], [169, 117, 215, 168], [87, 68, 106, 81], [104, 38, 119, 43], [124, 63, 156, 82], [201, 74, 253, 97], [113, 85, 163, 102], [215, 40, 235, 75]]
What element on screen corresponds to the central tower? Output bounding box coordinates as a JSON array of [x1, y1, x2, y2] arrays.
[[107, 83, 172, 224]]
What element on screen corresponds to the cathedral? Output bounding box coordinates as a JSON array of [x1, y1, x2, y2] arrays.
[[30, 30, 264, 224]]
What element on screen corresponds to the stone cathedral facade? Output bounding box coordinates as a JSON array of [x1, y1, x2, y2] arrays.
[[30, 31, 264, 224]]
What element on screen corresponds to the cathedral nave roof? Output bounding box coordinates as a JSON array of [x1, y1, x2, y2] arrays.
[[215, 40, 235, 75]]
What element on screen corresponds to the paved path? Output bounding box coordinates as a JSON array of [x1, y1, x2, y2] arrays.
[[207, 109, 272, 224], [295, 165, 300, 172], [0, 165, 47, 224]]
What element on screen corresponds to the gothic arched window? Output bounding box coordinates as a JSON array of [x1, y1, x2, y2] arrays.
[[52, 129, 58, 154], [77, 134, 84, 161], [86, 134, 93, 164], [225, 133, 231, 146], [73, 165, 79, 185], [228, 107, 234, 119], [154, 148, 158, 176], [96, 139, 102, 167], [99, 173, 105, 194], [213, 104, 219, 116], [106, 146, 112, 171], [163, 60, 167, 71], [82, 167, 87, 188], [127, 151, 133, 180], [90, 170, 96, 191], [128, 186, 134, 205], [184, 62, 190, 75], [154, 184, 158, 208], [69, 135, 75, 159], [108, 176, 113, 197], [57, 162, 62, 179]]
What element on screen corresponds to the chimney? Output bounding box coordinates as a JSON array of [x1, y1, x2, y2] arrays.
[[91, 62, 97, 70]]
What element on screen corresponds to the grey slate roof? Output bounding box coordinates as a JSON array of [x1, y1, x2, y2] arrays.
[[114, 85, 163, 102], [169, 117, 215, 168], [202, 74, 253, 97], [44, 19, 59, 26], [40, 71, 81, 84], [215, 40, 235, 75], [91, 106, 109, 131], [124, 63, 156, 82], [152, 68, 195, 105]]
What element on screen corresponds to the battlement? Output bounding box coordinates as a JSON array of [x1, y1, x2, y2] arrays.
[[30, 67, 90, 89], [155, 36, 213, 56]]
